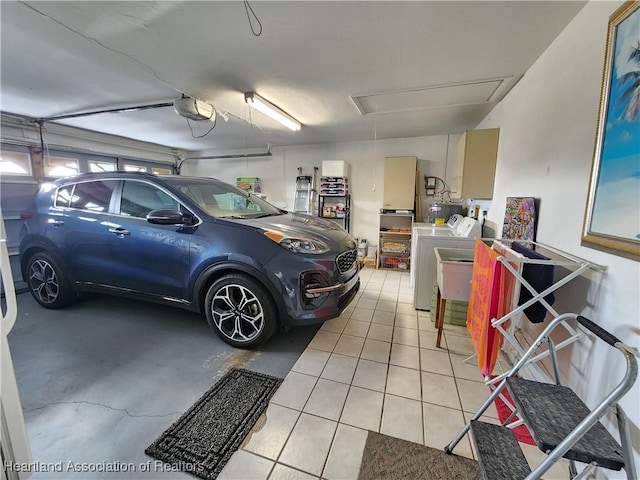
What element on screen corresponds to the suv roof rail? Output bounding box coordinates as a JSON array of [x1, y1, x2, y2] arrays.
[[56, 170, 161, 181]]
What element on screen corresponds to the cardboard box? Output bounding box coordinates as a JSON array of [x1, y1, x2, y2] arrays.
[[363, 257, 377, 268], [322, 160, 349, 177]]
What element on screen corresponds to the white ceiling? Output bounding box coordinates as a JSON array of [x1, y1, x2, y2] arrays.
[[0, 1, 586, 153]]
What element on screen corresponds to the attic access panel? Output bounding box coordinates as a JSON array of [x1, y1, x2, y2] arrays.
[[351, 78, 510, 115]]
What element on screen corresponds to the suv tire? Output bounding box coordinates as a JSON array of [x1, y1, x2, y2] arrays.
[[25, 252, 74, 309], [204, 273, 277, 348]]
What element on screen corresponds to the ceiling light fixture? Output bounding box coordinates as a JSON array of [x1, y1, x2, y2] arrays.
[[244, 92, 301, 131]]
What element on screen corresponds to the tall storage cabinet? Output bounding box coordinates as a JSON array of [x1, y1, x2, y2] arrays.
[[383, 156, 417, 210], [378, 213, 413, 270], [449, 128, 499, 199]]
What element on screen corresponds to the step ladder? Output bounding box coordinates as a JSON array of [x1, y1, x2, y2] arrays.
[[293, 166, 318, 215], [445, 313, 639, 480]]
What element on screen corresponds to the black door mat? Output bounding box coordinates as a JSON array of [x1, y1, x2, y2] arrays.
[[358, 431, 481, 480], [145, 368, 283, 480]]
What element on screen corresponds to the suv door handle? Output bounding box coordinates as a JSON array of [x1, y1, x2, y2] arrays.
[[50, 220, 64, 227], [109, 227, 130, 237]]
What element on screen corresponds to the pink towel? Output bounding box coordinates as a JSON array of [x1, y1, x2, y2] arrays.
[[492, 240, 524, 329]]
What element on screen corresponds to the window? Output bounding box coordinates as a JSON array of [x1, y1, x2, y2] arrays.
[[122, 162, 173, 175], [44, 156, 79, 177], [214, 192, 247, 211], [123, 164, 147, 173], [152, 166, 173, 175], [0, 150, 32, 175], [175, 182, 275, 218], [1, 143, 174, 179], [68, 181, 117, 212], [120, 181, 179, 218], [55, 185, 75, 208], [88, 160, 117, 172]]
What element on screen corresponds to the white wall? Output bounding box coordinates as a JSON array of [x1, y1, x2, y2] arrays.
[[478, 2, 639, 476], [183, 135, 456, 247]]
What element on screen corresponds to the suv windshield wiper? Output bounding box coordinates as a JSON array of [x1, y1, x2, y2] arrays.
[[252, 212, 282, 218]]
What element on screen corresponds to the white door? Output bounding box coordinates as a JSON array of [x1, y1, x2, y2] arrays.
[[1, 211, 33, 480]]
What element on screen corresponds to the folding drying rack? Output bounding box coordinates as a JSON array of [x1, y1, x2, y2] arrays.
[[462, 240, 605, 417], [486, 240, 605, 386], [450, 242, 640, 478]]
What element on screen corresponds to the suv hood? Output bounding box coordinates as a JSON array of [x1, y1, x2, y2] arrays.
[[227, 212, 356, 251]]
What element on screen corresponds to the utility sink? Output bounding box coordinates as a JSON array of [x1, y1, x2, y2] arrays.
[[434, 247, 474, 301]]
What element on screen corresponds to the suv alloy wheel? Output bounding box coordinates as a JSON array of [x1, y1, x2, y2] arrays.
[[26, 252, 74, 308], [204, 273, 278, 348]]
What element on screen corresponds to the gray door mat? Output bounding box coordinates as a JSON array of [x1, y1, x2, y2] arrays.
[[145, 368, 283, 480]]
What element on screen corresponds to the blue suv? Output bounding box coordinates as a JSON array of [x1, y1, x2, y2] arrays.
[[19, 172, 360, 347]]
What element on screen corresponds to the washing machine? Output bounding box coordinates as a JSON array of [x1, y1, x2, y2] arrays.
[[412, 216, 481, 310], [409, 214, 464, 288]]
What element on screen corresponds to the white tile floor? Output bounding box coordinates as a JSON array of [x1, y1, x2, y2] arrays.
[[219, 268, 569, 480]]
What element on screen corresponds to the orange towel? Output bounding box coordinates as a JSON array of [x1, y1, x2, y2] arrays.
[[466, 239, 503, 376]]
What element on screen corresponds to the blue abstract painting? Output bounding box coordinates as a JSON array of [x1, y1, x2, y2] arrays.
[[590, 7, 640, 242], [583, 3, 640, 260]]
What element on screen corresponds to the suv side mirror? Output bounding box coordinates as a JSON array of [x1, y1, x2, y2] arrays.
[[146, 209, 192, 225]]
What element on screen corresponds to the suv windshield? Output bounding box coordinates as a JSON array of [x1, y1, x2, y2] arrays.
[[169, 178, 283, 219]]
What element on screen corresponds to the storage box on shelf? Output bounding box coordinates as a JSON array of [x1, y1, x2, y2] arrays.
[[381, 256, 405, 270], [319, 176, 348, 195], [381, 239, 409, 254], [378, 213, 413, 270]]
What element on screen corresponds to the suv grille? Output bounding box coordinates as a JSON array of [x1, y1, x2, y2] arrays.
[[336, 249, 357, 274]]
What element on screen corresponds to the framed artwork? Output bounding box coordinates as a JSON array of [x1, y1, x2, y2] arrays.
[[502, 197, 536, 245], [582, 1, 640, 261]]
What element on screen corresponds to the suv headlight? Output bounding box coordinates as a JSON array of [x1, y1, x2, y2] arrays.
[[264, 230, 330, 254]]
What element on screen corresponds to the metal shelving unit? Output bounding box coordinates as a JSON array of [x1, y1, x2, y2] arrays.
[[377, 213, 413, 270], [318, 194, 350, 233]]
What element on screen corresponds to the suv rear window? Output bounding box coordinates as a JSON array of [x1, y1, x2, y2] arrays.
[[55, 180, 117, 212], [55, 185, 74, 208]]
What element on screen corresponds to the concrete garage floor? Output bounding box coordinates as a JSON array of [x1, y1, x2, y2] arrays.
[[7, 291, 320, 479]]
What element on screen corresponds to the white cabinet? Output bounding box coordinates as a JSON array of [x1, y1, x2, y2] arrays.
[[383, 156, 417, 210], [448, 128, 499, 199]]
